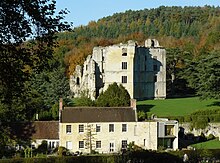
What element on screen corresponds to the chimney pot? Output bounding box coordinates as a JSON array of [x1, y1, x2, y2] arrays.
[[59, 98, 63, 111]]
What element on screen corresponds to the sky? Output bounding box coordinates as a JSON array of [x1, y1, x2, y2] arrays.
[[56, 0, 220, 27]]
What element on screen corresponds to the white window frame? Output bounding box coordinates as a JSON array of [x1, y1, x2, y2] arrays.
[[122, 124, 127, 132], [109, 141, 115, 152], [121, 140, 128, 149], [96, 141, 101, 149], [109, 124, 114, 132], [66, 141, 72, 150], [96, 124, 101, 132], [122, 76, 127, 83], [79, 141, 84, 149], [79, 124, 84, 133], [122, 62, 127, 70], [66, 125, 71, 134]]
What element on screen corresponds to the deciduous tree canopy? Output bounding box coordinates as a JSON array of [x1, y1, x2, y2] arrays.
[[0, 0, 70, 154]]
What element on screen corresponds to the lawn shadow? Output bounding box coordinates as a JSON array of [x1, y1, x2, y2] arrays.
[[137, 104, 155, 112], [207, 101, 220, 107]]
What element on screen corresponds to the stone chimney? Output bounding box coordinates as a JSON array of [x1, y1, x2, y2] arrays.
[[59, 98, 63, 122], [59, 98, 63, 112], [130, 99, 138, 122]]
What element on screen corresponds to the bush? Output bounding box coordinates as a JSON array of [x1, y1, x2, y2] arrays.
[[57, 146, 67, 156], [193, 116, 209, 129], [207, 134, 215, 140], [184, 115, 192, 122], [36, 140, 48, 154]]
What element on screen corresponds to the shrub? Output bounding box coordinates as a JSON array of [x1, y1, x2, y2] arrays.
[[137, 111, 147, 121], [184, 115, 192, 122], [207, 134, 215, 140], [193, 116, 209, 129], [57, 146, 67, 156], [36, 140, 48, 154]]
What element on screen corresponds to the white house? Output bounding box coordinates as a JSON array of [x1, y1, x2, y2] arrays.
[[59, 99, 178, 154]]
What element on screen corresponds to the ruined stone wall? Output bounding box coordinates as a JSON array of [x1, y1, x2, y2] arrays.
[[179, 123, 220, 138], [70, 39, 166, 100]]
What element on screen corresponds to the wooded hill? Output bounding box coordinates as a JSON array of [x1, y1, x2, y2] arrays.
[[54, 6, 220, 101], [56, 6, 220, 76]]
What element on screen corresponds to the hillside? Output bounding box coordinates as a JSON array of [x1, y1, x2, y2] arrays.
[[56, 6, 220, 76], [30, 5, 220, 120]]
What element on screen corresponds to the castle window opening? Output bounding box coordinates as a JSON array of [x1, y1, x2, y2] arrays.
[[154, 75, 157, 82], [151, 40, 155, 47], [122, 76, 127, 83], [122, 62, 127, 69], [76, 77, 80, 85], [122, 48, 127, 56], [153, 64, 158, 71]]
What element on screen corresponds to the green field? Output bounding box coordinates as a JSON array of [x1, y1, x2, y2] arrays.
[[191, 139, 220, 149], [137, 97, 220, 117]]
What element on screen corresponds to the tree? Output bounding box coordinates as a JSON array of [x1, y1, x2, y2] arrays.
[[96, 82, 130, 107], [83, 124, 96, 154], [185, 50, 220, 99], [0, 0, 70, 117], [166, 48, 191, 96], [0, 0, 70, 153]]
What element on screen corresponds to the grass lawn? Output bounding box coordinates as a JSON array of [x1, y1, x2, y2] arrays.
[[191, 139, 220, 149], [137, 97, 220, 117]]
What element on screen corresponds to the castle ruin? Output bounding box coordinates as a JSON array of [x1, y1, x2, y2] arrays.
[[70, 39, 166, 100]]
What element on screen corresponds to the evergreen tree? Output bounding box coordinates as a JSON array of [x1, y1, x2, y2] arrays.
[[185, 50, 220, 99], [96, 83, 130, 107]]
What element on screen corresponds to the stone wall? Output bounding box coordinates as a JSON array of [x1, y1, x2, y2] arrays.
[[70, 39, 166, 100], [179, 123, 220, 138]]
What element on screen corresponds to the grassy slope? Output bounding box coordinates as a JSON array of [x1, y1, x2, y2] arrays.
[[191, 139, 220, 149], [137, 97, 220, 116]]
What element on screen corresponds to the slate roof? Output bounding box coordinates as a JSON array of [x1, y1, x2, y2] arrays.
[[61, 107, 137, 123], [9, 121, 59, 140]]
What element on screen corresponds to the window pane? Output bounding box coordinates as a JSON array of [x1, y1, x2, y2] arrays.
[[66, 125, 71, 134], [109, 124, 114, 132], [96, 141, 101, 148], [122, 140, 127, 149], [66, 141, 72, 150], [122, 124, 127, 132], [122, 62, 127, 69], [79, 141, 84, 148], [79, 125, 84, 133], [96, 124, 101, 132], [122, 76, 127, 83]]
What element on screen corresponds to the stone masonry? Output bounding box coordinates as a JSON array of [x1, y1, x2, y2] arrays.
[[70, 39, 166, 100]]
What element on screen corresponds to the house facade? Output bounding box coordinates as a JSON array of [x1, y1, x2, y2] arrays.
[[70, 39, 166, 100], [59, 100, 178, 154], [10, 121, 59, 150]]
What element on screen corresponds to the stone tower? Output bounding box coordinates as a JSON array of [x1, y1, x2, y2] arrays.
[[70, 39, 166, 100]]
